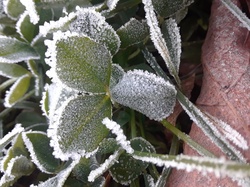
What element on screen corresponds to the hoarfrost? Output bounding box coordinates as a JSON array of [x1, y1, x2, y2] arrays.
[[20, 0, 39, 24], [0, 124, 24, 152], [102, 118, 134, 154], [142, 0, 180, 84], [110, 69, 177, 121], [0, 0, 5, 18], [106, 0, 119, 11], [88, 150, 121, 182], [109, 64, 124, 90], [221, 0, 250, 31], [30, 157, 80, 187]]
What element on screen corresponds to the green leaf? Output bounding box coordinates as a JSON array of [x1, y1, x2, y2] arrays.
[[4, 74, 31, 107], [4, 0, 25, 19], [69, 8, 120, 55], [109, 64, 124, 90], [22, 131, 61, 174], [48, 94, 111, 160], [97, 138, 119, 155], [111, 70, 177, 121], [152, 0, 194, 18], [16, 11, 36, 42], [0, 36, 40, 63], [117, 18, 149, 48], [0, 63, 29, 78], [45, 32, 112, 93], [109, 137, 155, 185]]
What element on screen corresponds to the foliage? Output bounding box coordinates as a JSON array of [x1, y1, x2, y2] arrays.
[[0, 0, 249, 186]]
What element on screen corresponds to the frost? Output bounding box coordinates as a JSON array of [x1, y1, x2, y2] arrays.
[[109, 63, 124, 90], [221, 0, 250, 31], [111, 69, 177, 121], [0, 124, 24, 152], [132, 153, 250, 179], [30, 158, 80, 187], [145, 174, 155, 187], [0, 63, 29, 78], [47, 94, 111, 161], [0, 0, 5, 18], [142, 0, 180, 85], [20, 0, 39, 24], [102, 118, 133, 154], [88, 150, 121, 182], [106, 0, 119, 11]]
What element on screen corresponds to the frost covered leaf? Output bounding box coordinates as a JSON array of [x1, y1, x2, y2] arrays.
[[162, 18, 181, 72], [132, 152, 250, 179], [105, 0, 119, 11], [109, 137, 155, 185], [111, 70, 177, 121], [109, 63, 124, 90], [48, 94, 111, 160], [97, 138, 119, 155], [4, 74, 31, 107], [45, 32, 112, 93], [221, 0, 250, 31], [69, 8, 120, 55], [30, 158, 80, 187], [4, 0, 25, 19], [142, 0, 181, 86], [152, 0, 194, 18], [117, 18, 149, 48], [0, 155, 34, 187], [22, 131, 61, 174], [19, 0, 39, 24], [16, 11, 36, 42], [0, 1, 5, 18], [0, 36, 39, 63], [0, 124, 24, 152], [0, 63, 29, 78]]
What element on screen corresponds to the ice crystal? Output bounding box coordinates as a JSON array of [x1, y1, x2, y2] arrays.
[[20, 0, 39, 24], [0, 0, 4, 18], [111, 69, 176, 121], [106, 0, 119, 11], [102, 118, 133, 154]]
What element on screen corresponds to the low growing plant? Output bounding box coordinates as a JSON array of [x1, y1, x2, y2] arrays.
[[0, 0, 249, 186]]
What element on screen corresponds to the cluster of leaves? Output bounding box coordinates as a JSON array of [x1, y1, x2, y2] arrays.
[[0, 0, 249, 186]]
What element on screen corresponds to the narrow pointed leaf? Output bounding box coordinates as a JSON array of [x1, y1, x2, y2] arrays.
[[45, 32, 112, 93], [0, 36, 39, 63], [117, 18, 149, 48], [4, 74, 31, 107], [111, 70, 177, 121], [109, 137, 155, 185], [48, 94, 111, 160], [152, 0, 194, 18], [0, 63, 29, 78], [22, 132, 61, 174]]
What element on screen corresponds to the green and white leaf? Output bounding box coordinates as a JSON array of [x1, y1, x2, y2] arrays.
[[30, 158, 80, 187], [0, 0, 5, 18], [96, 138, 119, 155], [3, 0, 25, 20], [143, 0, 180, 86], [0, 124, 24, 152], [45, 31, 112, 93], [109, 63, 124, 90], [69, 8, 120, 55], [162, 18, 181, 73], [111, 70, 177, 121], [109, 137, 155, 185], [152, 0, 194, 18], [0, 36, 40, 63], [4, 74, 31, 107], [16, 11, 36, 42], [0, 63, 29, 78], [47, 94, 111, 161], [19, 0, 39, 24], [117, 18, 149, 48], [22, 131, 61, 174]]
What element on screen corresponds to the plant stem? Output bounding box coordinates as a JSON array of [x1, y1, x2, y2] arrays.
[[0, 78, 16, 91], [130, 109, 136, 138], [161, 119, 215, 158]]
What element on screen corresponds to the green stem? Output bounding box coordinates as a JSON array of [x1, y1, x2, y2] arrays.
[[0, 78, 16, 91], [161, 119, 215, 158], [130, 109, 136, 138]]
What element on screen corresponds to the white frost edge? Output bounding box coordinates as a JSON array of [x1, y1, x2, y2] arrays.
[[0, 124, 24, 151], [30, 157, 80, 187], [20, 0, 39, 24], [221, 0, 250, 31], [88, 149, 121, 182], [102, 117, 134, 154], [22, 131, 54, 174], [2, 0, 18, 20], [106, 0, 120, 11], [5, 155, 31, 176], [16, 11, 29, 42], [47, 95, 98, 161], [142, 0, 178, 77], [4, 74, 30, 108]]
